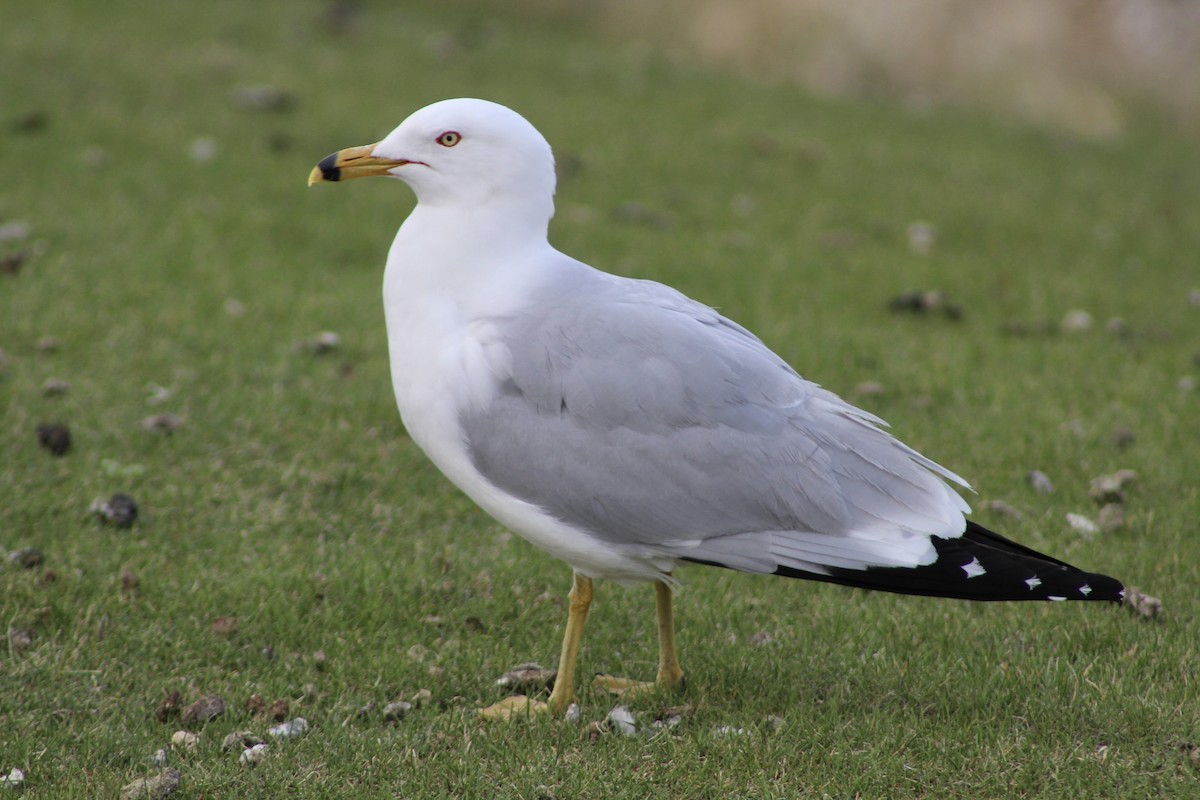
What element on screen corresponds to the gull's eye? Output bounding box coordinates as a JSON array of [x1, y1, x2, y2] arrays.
[[436, 131, 462, 147]]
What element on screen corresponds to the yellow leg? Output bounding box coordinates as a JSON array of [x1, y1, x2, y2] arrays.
[[547, 572, 592, 713], [653, 580, 684, 688], [593, 578, 685, 697], [480, 572, 592, 720]]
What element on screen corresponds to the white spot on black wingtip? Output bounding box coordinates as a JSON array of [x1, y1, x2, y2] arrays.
[[1025, 576, 1042, 590], [1048, 595, 1067, 602], [962, 557, 986, 578], [1080, 584, 1092, 597]]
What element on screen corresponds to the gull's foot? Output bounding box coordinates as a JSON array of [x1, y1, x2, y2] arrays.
[[478, 695, 549, 720], [591, 674, 656, 699], [592, 669, 685, 699]]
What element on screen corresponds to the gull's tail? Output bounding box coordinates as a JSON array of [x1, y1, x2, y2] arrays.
[[776, 520, 1124, 603]]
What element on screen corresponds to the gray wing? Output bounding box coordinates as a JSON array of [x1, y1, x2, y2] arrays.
[[460, 265, 971, 576]]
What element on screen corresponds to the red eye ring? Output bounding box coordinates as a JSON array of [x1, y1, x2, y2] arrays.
[[437, 131, 462, 147]]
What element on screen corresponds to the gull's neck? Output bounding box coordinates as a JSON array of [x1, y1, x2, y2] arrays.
[[384, 201, 558, 322]]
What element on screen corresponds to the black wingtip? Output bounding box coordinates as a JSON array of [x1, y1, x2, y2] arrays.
[[758, 520, 1124, 603]]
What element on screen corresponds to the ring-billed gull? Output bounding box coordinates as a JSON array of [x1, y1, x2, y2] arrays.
[[309, 98, 1123, 718]]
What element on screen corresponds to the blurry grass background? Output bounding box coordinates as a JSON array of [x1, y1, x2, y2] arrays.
[[2, 0, 1199, 797]]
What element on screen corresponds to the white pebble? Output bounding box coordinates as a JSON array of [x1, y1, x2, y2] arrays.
[[170, 730, 200, 750], [1027, 470, 1055, 494], [564, 703, 581, 723], [906, 221, 937, 254], [268, 717, 309, 739], [1066, 513, 1099, 537], [0, 221, 31, 242], [607, 705, 638, 736], [1, 768, 25, 787], [190, 137, 218, 162], [240, 743, 269, 766], [1061, 309, 1093, 332]]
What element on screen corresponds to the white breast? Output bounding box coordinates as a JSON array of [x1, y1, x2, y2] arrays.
[[380, 224, 672, 583]]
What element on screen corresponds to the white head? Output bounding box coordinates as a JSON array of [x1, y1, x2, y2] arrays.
[[310, 99, 557, 226]]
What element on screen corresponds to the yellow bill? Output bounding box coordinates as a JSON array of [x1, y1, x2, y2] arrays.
[[307, 144, 409, 185]]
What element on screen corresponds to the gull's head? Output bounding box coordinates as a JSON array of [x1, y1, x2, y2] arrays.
[[309, 98, 556, 219]]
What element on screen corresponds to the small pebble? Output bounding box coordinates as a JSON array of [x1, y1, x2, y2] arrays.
[[119, 768, 180, 800], [239, 743, 269, 766], [267, 698, 290, 721], [496, 662, 557, 692], [748, 631, 773, 646], [245, 694, 267, 715], [409, 688, 433, 708], [564, 703, 581, 723], [383, 701, 413, 721], [1183, 743, 1200, 771], [225, 298, 246, 317], [8, 547, 44, 569], [8, 629, 34, 654], [42, 378, 71, 396], [906, 221, 937, 254], [1089, 470, 1136, 505], [1061, 309, 1093, 332], [1111, 427, 1136, 449], [0, 251, 27, 275], [91, 493, 139, 527], [1066, 513, 1099, 537], [268, 717, 309, 739], [210, 616, 238, 636], [714, 725, 748, 737], [170, 730, 200, 751], [299, 331, 341, 354], [37, 423, 71, 456], [1097, 503, 1125, 533], [149, 749, 169, 767], [0, 221, 30, 242], [1179, 376, 1196, 393], [12, 110, 48, 133], [1124, 587, 1163, 619], [607, 705, 638, 736], [36, 336, 61, 353], [141, 413, 183, 434], [155, 690, 182, 723], [181, 694, 225, 726], [887, 289, 962, 320], [190, 137, 217, 162], [1188, 289, 1200, 307], [1, 768, 24, 788], [1027, 470, 1054, 494]]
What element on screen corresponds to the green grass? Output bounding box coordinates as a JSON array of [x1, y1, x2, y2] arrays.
[[3, 1, 1199, 797]]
